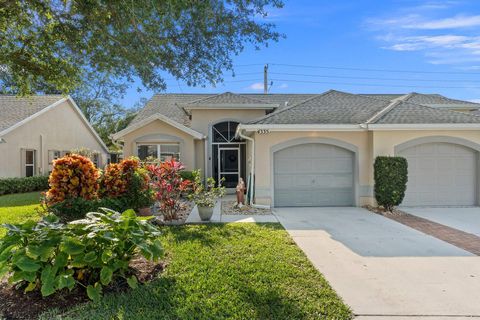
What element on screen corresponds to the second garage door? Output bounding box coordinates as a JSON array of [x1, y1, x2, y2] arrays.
[[398, 142, 477, 206], [274, 143, 354, 207]]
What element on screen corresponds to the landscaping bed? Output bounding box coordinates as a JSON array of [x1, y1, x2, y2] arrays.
[[0, 256, 164, 320], [221, 200, 272, 215], [38, 224, 352, 320]]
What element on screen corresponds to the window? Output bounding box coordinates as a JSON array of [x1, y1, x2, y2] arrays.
[[25, 150, 35, 177], [137, 144, 180, 162], [212, 121, 243, 143]]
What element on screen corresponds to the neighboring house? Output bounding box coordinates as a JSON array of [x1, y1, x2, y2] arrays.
[[0, 95, 109, 178], [112, 90, 480, 208]]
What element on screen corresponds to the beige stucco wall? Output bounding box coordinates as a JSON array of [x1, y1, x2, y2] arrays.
[[189, 109, 267, 135], [372, 130, 480, 156], [0, 100, 108, 178], [252, 129, 480, 207], [121, 119, 197, 169]]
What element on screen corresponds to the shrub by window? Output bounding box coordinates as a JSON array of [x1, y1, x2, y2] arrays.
[[374, 156, 408, 211]]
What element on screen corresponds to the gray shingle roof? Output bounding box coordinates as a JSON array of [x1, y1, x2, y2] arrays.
[[403, 93, 480, 109], [249, 90, 391, 124], [363, 92, 480, 109], [249, 90, 480, 125], [126, 91, 480, 131], [0, 95, 65, 133], [374, 100, 480, 124], [127, 93, 317, 128], [184, 92, 272, 106]]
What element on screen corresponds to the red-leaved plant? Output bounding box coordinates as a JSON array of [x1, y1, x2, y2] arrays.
[[148, 159, 191, 221]]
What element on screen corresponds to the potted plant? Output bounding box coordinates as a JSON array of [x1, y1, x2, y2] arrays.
[[190, 176, 226, 221]]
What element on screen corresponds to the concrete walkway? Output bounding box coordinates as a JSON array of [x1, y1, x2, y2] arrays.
[[186, 199, 278, 224], [274, 207, 480, 319]]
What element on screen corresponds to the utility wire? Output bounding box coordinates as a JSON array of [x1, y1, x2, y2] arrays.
[[270, 72, 480, 83], [270, 78, 480, 89], [269, 63, 480, 75]]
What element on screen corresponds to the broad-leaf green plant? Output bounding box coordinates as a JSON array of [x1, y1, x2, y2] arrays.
[[0, 209, 162, 301]]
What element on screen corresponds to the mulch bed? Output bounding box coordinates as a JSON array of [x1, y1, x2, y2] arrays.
[[0, 256, 165, 320], [152, 200, 194, 225], [364, 205, 480, 256], [221, 200, 272, 215]]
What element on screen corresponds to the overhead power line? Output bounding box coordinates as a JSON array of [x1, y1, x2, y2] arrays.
[[270, 72, 480, 83], [269, 63, 480, 75], [270, 78, 480, 89]]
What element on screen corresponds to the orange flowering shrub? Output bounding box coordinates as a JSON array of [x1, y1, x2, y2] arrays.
[[100, 163, 128, 197], [45, 154, 100, 204], [100, 157, 147, 198]]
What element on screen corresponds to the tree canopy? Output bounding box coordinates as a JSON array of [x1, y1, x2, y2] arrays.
[[0, 0, 283, 95]]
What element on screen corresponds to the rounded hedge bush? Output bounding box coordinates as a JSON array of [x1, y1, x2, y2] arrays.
[[373, 156, 408, 211]]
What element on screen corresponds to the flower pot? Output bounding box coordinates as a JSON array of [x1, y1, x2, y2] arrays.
[[138, 207, 152, 216], [197, 206, 214, 221]]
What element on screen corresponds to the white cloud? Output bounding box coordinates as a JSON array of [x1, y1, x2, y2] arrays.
[[404, 15, 480, 29], [248, 82, 264, 90], [366, 3, 480, 65], [279, 83, 288, 89]]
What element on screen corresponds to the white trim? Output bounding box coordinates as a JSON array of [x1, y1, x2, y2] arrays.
[[364, 96, 406, 125], [239, 123, 480, 132], [66, 96, 109, 153], [239, 124, 365, 131], [368, 123, 480, 130], [112, 114, 205, 140], [0, 97, 68, 137]]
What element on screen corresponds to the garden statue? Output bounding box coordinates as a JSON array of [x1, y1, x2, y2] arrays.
[[235, 178, 246, 207]]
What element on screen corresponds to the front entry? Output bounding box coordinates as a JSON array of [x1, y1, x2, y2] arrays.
[[218, 147, 240, 188], [211, 121, 246, 191]]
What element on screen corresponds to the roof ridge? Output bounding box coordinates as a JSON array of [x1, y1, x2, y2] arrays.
[[372, 97, 480, 124], [248, 90, 335, 124]]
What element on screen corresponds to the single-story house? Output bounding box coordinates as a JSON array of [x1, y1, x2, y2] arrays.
[[0, 95, 109, 178], [112, 90, 480, 207]]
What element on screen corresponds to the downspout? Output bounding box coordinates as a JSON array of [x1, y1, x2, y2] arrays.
[[204, 137, 208, 185], [236, 128, 255, 206]]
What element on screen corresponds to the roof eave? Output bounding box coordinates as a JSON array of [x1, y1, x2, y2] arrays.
[[239, 124, 365, 132], [368, 123, 480, 130], [112, 114, 205, 140]]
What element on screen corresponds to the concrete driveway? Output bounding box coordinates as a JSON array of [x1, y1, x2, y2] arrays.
[[401, 207, 480, 237], [274, 207, 480, 319]]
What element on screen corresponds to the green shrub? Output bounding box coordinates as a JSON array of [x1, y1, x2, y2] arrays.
[[178, 170, 197, 182], [0, 176, 49, 195], [374, 156, 408, 211], [0, 209, 163, 301], [45, 197, 127, 222]]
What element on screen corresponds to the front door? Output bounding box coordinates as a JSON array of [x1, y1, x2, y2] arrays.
[[218, 147, 240, 189]]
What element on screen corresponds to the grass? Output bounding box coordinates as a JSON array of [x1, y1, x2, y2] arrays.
[[41, 224, 352, 320], [0, 192, 43, 237]]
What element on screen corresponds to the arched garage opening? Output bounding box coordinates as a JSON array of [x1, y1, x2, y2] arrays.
[[272, 138, 358, 207], [395, 137, 480, 206]]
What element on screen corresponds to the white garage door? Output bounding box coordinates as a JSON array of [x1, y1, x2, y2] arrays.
[[398, 142, 477, 206], [274, 143, 354, 207]]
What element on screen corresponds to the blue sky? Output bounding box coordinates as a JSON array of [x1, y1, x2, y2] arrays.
[[121, 0, 480, 108]]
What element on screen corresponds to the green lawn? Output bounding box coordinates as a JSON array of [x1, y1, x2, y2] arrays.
[[0, 192, 351, 319], [41, 224, 352, 320], [0, 192, 43, 237]]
